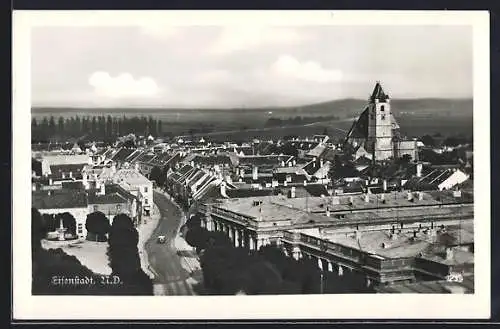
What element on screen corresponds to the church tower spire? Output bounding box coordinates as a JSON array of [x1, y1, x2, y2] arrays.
[[366, 81, 394, 161]]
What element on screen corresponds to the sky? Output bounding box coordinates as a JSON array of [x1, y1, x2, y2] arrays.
[[31, 25, 473, 108]]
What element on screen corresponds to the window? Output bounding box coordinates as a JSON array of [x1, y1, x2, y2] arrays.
[[381, 105, 385, 111], [93, 205, 98, 212], [116, 204, 122, 212], [144, 198, 148, 205], [77, 223, 83, 234], [144, 186, 148, 193]]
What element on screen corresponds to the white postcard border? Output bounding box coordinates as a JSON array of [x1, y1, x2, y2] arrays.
[[12, 10, 491, 320]]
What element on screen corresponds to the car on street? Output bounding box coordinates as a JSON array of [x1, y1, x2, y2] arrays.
[[157, 235, 166, 244]]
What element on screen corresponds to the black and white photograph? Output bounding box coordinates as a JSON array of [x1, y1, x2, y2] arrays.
[[13, 10, 490, 319]]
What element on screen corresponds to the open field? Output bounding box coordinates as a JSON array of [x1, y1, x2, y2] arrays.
[[31, 98, 473, 141]]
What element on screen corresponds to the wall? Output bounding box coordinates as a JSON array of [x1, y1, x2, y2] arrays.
[[88, 202, 133, 224], [398, 140, 418, 160]]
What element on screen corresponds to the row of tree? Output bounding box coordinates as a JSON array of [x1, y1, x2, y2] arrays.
[[31, 115, 164, 143], [182, 215, 373, 295], [32, 208, 153, 295]]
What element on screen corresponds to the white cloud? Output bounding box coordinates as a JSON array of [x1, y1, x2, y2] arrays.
[[192, 69, 231, 85], [137, 24, 179, 39], [88, 71, 160, 98], [269, 55, 343, 83], [208, 26, 306, 55]]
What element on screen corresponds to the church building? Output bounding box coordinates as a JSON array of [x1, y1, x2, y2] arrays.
[[343, 82, 418, 162]]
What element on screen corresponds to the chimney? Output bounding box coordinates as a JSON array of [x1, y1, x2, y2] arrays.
[[220, 181, 226, 196], [281, 160, 285, 167], [288, 162, 292, 167], [380, 193, 385, 201], [354, 230, 361, 240], [407, 191, 413, 201], [100, 184, 106, 196], [320, 159, 324, 167], [364, 194, 369, 203], [240, 168, 245, 177], [69, 171, 73, 178], [290, 186, 296, 198], [190, 161, 195, 167], [252, 166, 258, 180], [292, 159, 296, 166], [326, 207, 331, 217], [49, 178, 53, 185], [303, 180, 307, 186], [32, 183, 36, 191], [418, 192, 424, 201], [416, 163, 423, 177], [62, 172, 66, 179], [383, 179, 388, 192], [445, 247, 454, 260], [284, 181, 288, 187]]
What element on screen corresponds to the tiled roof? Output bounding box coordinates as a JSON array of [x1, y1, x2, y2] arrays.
[[303, 184, 329, 197], [111, 148, 137, 162], [61, 181, 85, 190], [307, 144, 326, 158], [125, 149, 144, 163], [226, 188, 275, 198], [33, 189, 88, 209], [178, 164, 195, 176], [404, 168, 459, 190], [87, 185, 136, 205], [375, 280, 473, 294], [288, 141, 319, 150], [50, 164, 86, 175], [238, 155, 292, 166], [113, 169, 151, 185]]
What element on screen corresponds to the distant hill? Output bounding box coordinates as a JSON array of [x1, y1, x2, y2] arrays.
[[293, 98, 473, 118], [32, 98, 473, 118]]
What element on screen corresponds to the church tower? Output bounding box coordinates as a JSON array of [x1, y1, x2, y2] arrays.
[[366, 82, 394, 161]]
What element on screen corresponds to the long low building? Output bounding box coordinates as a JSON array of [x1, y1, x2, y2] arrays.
[[194, 189, 474, 288]]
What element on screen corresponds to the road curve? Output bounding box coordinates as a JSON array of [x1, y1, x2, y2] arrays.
[[145, 191, 195, 295]]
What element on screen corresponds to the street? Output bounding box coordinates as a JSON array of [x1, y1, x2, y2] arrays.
[[145, 191, 197, 295]]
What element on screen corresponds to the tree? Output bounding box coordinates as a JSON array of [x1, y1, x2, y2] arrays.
[[107, 214, 152, 294], [32, 208, 45, 254], [420, 135, 435, 147], [157, 120, 162, 136], [149, 166, 163, 185], [57, 117, 65, 135], [279, 142, 299, 157], [85, 211, 111, 242], [185, 226, 210, 251]]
